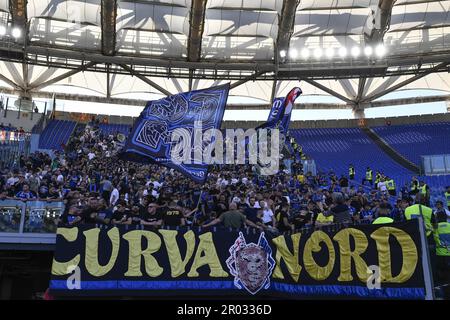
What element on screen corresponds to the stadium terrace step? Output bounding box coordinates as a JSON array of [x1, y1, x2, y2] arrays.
[[362, 127, 421, 174]]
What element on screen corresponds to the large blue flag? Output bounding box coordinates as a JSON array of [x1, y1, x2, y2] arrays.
[[120, 84, 230, 184]]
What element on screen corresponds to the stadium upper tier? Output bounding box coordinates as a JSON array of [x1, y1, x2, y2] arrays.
[[372, 122, 450, 165], [290, 127, 412, 177]]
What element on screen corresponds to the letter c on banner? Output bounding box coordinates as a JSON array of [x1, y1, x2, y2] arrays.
[[52, 227, 81, 275]]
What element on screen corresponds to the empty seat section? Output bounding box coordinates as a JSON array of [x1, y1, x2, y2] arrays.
[[373, 122, 450, 165], [38, 120, 77, 150]]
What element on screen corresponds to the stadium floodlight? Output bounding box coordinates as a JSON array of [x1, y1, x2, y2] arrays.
[[279, 50, 287, 58], [313, 47, 323, 59], [0, 25, 6, 36], [351, 46, 361, 58], [300, 48, 310, 59], [12, 27, 21, 38], [364, 46, 373, 57], [338, 47, 347, 58], [325, 47, 335, 59], [375, 44, 386, 57], [289, 48, 298, 59]]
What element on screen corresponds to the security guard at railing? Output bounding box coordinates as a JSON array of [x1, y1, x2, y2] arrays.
[[434, 214, 450, 299], [418, 181, 430, 206], [410, 177, 419, 195], [372, 203, 394, 224], [348, 165, 355, 180], [386, 177, 396, 196], [445, 186, 450, 210], [420, 182, 428, 196], [404, 200, 435, 239]]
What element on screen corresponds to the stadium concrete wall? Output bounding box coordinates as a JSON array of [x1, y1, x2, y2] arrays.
[[0, 110, 42, 131], [222, 112, 450, 129]]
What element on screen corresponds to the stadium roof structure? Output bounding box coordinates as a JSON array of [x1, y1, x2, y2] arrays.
[[0, 0, 449, 112]]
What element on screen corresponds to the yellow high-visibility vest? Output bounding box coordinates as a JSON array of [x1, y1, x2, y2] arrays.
[[420, 184, 428, 195], [373, 217, 394, 224], [386, 179, 396, 191], [405, 204, 433, 237]]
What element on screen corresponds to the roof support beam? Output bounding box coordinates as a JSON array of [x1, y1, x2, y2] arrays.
[[276, 0, 301, 61], [302, 79, 355, 105], [358, 0, 396, 105], [106, 64, 111, 98], [101, 0, 118, 56], [187, 0, 208, 62], [1, 87, 449, 110], [229, 70, 268, 90], [355, 77, 367, 103], [28, 61, 97, 91], [118, 64, 173, 96], [270, 79, 277, 105], [362, 62, 450, 102], [0, 74, 23, 91]]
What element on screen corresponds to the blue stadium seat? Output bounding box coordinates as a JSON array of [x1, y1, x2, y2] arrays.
[[38, 120, 77, 150], [97, 123, 132, 137], [373, 122, 450, 165]]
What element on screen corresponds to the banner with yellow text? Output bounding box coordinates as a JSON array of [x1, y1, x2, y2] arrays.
[[50, 220, 428, 299]]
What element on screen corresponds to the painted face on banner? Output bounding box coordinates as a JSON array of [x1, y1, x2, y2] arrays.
[[235, 244, 269, 294]]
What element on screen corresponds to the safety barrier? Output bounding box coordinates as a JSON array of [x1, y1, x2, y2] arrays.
[[421, 154, 450, 175], [0, 200, 64, 244]]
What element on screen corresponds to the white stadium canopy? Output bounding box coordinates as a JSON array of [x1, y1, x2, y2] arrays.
[[0, 0, 448, 113]]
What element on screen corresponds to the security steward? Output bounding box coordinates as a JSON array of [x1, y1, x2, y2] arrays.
[[372, 203, 394, 224], [404, 199, 435, 242], [386, 177, 396, 197], [445, 186, 450, 211], [349, 164, 355, 180], [434, 214, 450, 299], [363, 167, 373, 186], [375, 172, 382, 189], [410, 177, 419, 196], [418, 181, 430, 206]]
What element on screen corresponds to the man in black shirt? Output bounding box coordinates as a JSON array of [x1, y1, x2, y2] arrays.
[[111, 202, 131, 225], [141, 203, 162, 228], [243, 197, 260, 224], [59, 205, 84, 227], [160, 201, 185, 227], [129, 204, 142, 225], [276, 201, 294, 232]]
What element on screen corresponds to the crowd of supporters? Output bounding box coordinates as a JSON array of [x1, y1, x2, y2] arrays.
[[0, 123, 448, 232]]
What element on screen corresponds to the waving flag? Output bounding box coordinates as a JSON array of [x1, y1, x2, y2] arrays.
[[259, 87, 302, 135], [120, 84, 230, 184]]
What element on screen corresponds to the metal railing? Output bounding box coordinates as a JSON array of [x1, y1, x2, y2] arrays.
[[0, 200, 64, 237], [0, 131, 32, 169]]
